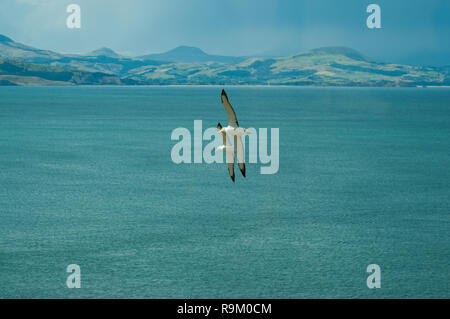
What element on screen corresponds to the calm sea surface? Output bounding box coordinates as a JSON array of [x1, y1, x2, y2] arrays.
[[0, 86, 449, 298]]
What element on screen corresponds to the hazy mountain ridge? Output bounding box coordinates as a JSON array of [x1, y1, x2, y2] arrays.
[[0, 34, 448, 86], [139, 45, 246, 64], [0, 58, 133, 85], [85, 47, 123, 59], [122, 46, 448, 86]]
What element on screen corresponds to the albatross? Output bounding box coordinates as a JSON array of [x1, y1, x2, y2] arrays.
[[216, 89, 251, 182]]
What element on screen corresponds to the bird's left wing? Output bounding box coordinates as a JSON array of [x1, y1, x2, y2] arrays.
[[221, 89, 239, 127], [221, 131, 232, 146], [226, 146, 235, 182], [234, 135, 245, 177], [220, 131, 235, 182]]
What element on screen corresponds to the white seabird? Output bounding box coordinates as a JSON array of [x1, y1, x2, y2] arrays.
[[216, 89, 250, 182]]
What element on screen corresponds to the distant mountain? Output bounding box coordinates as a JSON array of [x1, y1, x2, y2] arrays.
[[123, 46, 449, 86], [0, 59, 131, 86], [0, 34, 62, 63], [86, 47, 122, 58], [0, 34, 161, 75], [139, 45, 245, 64], [296, 46, 369, 62], [0, 34, 14, 43], [0, 34, 448, 86]]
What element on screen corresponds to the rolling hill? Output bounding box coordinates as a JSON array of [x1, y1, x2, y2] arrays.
[[123, 46, 449, 86], [139, 45, 245, 64], [85, 47, 123, 59], [0, 59, 129, 85], [0, 34, 448, 86], [0, 34, 162, 76]]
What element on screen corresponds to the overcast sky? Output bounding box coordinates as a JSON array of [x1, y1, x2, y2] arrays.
[[1, 0, 449, 65]]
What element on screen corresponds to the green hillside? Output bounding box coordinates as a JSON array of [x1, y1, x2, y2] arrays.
[[0, 34, 448, 86], [139, 45, 245, 64], [0, 59, 126, 86], [123, 47, 449, 86]]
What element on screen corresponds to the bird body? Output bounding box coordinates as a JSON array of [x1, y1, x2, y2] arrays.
[[216, 145, 235, 153], [215, 89, 249, 182], [219, 126, 251, 136]]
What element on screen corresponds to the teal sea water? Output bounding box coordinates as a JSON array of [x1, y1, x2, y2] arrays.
[[0, 86, 449, 298]]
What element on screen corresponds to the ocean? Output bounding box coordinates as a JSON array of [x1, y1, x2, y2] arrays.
[[0, 86, 449, 298]]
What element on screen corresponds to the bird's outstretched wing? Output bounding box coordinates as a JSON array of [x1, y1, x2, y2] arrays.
[[220, 130, 235, 182], [226, 140, 235, 182], [221, 89, 239, 128], [234, 135, 246, 177], [227, 161, 235, 182]]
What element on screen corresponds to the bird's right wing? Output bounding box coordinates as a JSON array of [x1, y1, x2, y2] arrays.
[[220, 131, 235, 182], [226, 147, 235, 182], [221, 131, 232, 146], [227, 161, 235, 182], [221, 89, 239, 128], [234, 135, 245, 177]]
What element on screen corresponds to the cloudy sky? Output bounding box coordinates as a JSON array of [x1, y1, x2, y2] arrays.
[[1, 0, 449, 65]]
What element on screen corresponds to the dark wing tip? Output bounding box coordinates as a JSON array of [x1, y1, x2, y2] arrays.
[[217, 122, 222, 129], [239, 165, 246, 177], [221, 89, 228, 99]]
